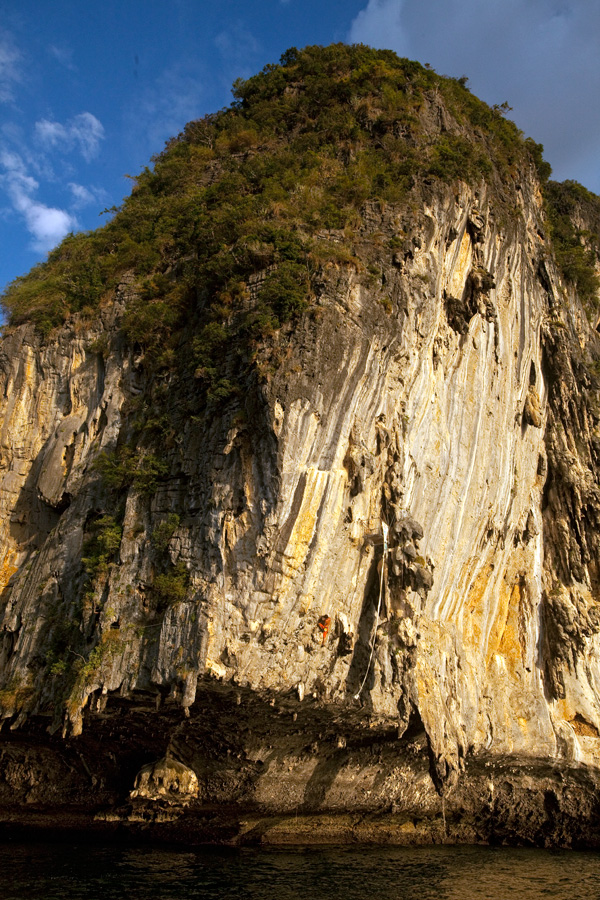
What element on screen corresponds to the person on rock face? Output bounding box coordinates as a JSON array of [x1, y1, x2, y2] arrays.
[[317, 615, 331, 645]]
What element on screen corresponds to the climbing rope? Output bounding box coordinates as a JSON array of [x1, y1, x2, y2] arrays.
[[354, 521, 389, 700]]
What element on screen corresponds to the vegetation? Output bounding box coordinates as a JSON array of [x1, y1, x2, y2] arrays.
[[81, 514, 123, 581], [151, 513, 180, 552], [544, 180, 600, 310], [0, 675, 34, 713], [65, 630, 125, 717], [1, 43, 550, 390], [93, 447, 168, 496], [149, 513, 189, 609], [152, 561, 190, 610]]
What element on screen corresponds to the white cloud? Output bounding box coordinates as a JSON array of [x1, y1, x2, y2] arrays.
[[0, 31, 22, 103], [69, 112, 105, 162], [0, 32, 102, 265], [126, 62, 206, 153], [35, 119, 68, 149], [67, 181, 106, 209], [349, 0, 408, 52], [0, 151, 77, 252], [35, 112, 105, 162], [1, 107, 104, 256], [348, 0, 600, 191], [68, 183, 94, 206], [48, 44, 76, 71], [21, 204, 75, 253], [215, 24, 261, 78]]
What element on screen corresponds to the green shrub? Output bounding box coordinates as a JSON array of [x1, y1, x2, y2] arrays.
[[153, 561, 189, 608], [134, 454, 169, 496], [82, 515, 123, 579], [50, 659, 68, 676], [93, 448, 168, 497], [525, 138, 552, 183], [545, 179, 600, 309], [258, 261, 309, 321], [93, 448, 138, 491], [151, 513, 180, 552], [427, 135, 491, 182]]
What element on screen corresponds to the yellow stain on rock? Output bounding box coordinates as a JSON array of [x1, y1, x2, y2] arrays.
[[463, 563, 493, 652], [462, 565, 526, 675], [489, 579, 524, 673], [556, 698, 575, 722], [569, 716, 600, 737], [71, 349, 85, 373], [300, 594, 314, 616], [0, 553, 19, 593], [281, 467, 344, 579], [446, 229, 473, 299], [555, 699, 600, 737], [24, 352, 35, 385], [223, 511, 250, 551]]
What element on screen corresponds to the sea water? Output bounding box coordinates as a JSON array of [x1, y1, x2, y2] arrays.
[[2, 841, 600, 900]]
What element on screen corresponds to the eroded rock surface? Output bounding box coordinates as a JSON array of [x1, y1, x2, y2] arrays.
[[130, 756, 199, 804], [1, 64, 600, 847]]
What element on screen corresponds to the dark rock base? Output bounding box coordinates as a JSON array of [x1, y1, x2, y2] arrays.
[[1, 684, 599, 849]]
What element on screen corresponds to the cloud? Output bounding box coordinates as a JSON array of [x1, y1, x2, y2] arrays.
[[68, 183, 94, 206], [35, 119, 68, 150], [0, 151, 77, 252], [348, 0, 600, 191], [0, 33, 101, 266], [126, 61, 207, 153], [215, 23, 261, 83], [35, 112, 105, 162], [1, 106, 104, 256], [48, 44, 76, 71], [67, 182, 106, 209], [69, 112, 105, 162], [0, 31, 22, 103], [349, 0, 408, 52]]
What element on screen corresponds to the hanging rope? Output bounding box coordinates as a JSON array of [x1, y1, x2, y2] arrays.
[[355, 521, 389, 700]]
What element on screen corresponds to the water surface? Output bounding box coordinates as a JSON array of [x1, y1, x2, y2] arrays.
[[2, 842, 599, 900]]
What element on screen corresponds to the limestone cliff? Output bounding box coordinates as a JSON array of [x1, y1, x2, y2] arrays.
[[1, 45, 600, 846]]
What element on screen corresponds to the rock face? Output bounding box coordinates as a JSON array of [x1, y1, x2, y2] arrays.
[[2, 48, 600, 846], [130, 756, 199, 804]]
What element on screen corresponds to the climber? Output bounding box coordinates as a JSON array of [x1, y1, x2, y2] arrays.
[[317, 614, 332, 646]]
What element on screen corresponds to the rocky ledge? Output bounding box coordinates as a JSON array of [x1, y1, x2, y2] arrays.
[[2, 684, 600, 848]]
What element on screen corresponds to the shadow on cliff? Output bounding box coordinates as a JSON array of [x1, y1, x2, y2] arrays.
[[344, 547, 383, 701], [0, 430, 75, 635], [301, 749, 347, 812], [6, 431, 66, 561], [0, 428, 103, 686]]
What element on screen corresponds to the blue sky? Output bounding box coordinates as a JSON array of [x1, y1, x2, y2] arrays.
[[1, 0, 599, 293]]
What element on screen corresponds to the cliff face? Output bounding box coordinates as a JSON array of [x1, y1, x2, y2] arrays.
[[1, 46, 600, 845]]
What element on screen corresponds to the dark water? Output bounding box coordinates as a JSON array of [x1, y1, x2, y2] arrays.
[[2, 842, 600, 900]]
